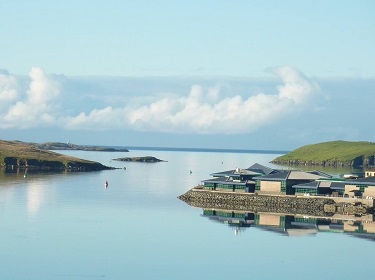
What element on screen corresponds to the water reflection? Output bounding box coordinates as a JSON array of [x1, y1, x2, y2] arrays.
[[27, 181, 44, 219], [201, 208, 375, 240]]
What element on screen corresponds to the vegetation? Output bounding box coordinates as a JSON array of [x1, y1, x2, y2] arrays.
[[271, 141, 375, 167], [0, 140, 113, 170]]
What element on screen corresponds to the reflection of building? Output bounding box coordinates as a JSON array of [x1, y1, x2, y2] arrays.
[[201, 209, 375, 240], [202, 210, 254, 235]]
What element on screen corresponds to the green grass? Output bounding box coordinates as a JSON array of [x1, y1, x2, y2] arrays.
[[0, 140, 108, 170], [272, 141, 375, 166]]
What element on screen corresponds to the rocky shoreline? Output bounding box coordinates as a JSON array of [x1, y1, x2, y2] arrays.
[[2, 157, 115, 171], [0, 140, 115, 171], [178, 188, 373, 217]]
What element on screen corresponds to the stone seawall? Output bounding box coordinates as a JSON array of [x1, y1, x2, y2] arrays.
[[178, 189, 372, 217]]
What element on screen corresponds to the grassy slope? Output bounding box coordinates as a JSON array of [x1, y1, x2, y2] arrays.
[[272, 141, 375, 165], [0, 140, 108, 169]]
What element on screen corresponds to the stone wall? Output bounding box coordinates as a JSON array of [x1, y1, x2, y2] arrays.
[[178, 188, 374, 217]]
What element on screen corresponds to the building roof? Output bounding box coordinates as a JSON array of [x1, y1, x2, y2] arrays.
[[292, 180, 345, 190], [202, 177, 254, 186], [211, 166, 264, 177], [246, 163, 280, 175], [345, 176, 375, 185], [292, 181, 319, 189], [308, 170, 333, 178], [210, 169, 236, 177], [255, 171, 289, 181], [257, 170, 331, 181]]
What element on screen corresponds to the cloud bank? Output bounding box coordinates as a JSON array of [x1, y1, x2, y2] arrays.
[[0, 66, 320, 134], [0, 68, 61, 129]]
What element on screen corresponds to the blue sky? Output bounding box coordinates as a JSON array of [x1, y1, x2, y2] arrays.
[[1, 1, 374, 150]]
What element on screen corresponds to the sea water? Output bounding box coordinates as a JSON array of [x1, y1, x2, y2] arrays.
[[0, 149, 372, 280]]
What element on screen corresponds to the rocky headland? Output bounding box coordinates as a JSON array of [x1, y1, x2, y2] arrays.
[[0, 140, 114, 171]]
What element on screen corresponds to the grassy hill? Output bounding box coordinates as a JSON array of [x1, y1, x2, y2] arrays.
[[271, 141, 375, 167], [0, 140, 113, 171]]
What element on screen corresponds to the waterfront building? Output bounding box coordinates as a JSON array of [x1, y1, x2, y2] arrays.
[[202, 163, 278, 192], [289, 176, 375, 201], [292, 179, 346, 196], [254, 170, 331, 195], [202, 163, 375, 199], [202, 168, 260, 192], [341, 176, 375, 198], [210, 163, 280, 178]]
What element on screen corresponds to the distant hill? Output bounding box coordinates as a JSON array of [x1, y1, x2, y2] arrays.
[[0, 140, 113, 171], [31, 142, 129, 152], [271, 141, 375, 167]]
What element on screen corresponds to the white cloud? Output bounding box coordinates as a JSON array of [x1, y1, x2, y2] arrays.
[[0, 66, 320, 134], [0, 71, 18, 108], [64, 66, 321, 134], [0, 67, 61, 129]]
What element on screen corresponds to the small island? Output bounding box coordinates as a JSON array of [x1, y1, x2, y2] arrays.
[[0, 140, 114, 171], [113, 156, 165, 163], [271, 140, 375, 167]]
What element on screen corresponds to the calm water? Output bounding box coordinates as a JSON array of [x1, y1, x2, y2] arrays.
[[0, 149, 372, 280]]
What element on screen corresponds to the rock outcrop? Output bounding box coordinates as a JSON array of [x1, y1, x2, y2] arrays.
[[113, 156, 165, 163]]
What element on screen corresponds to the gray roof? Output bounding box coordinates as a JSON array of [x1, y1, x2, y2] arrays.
[[309, 170, 333, 178], [292, 180, 345, 190], [344, 176, 375, 185], [210, 169, 236, 177], [292, 181, 319, 189], [257, 170, 331, 181], [246, 163, 279, 175], [202, 177, 254, 186], [256, 171, 290, 181], [211, 166, 264, 177]]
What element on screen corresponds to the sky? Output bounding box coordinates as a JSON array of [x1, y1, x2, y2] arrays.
[[0, 1, 374, 150]]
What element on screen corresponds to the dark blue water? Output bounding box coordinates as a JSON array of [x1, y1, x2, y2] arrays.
[[0, 149, 372, 280]]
